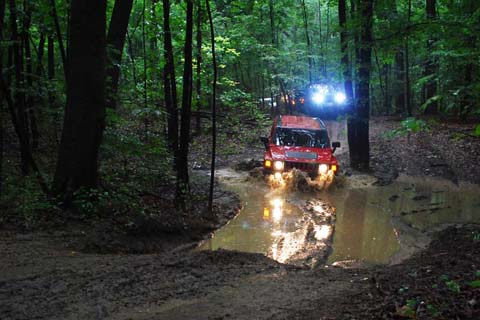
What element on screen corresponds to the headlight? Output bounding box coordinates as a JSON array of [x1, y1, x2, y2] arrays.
[[312, 92, 325, 104], [264, 160, 272, 168], [334, 92, 347, 104], [319, 164, 329, 174], [273, 161, 284, 171]]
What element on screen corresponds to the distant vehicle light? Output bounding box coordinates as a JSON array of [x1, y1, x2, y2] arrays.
[[299, 98, 305, 104], [274, 161, 284, 171], [319, 164, 329, 174], [312, 92, 325, 104], [335, 92, 347, 104]]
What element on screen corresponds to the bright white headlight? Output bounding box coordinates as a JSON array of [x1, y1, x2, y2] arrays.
[[312, 92, 325, 104], [273, 161, 284, 171], [319, 164, 329, 174], [335, 92, 347, 104]]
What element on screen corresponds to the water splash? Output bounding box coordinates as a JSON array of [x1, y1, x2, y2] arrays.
[[266, 169, 336, 192]]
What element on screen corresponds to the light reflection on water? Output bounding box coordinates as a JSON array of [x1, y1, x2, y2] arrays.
[[201, 169, 480, 265]]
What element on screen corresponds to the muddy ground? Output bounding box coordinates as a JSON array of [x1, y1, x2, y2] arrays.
[[1, 117, 480, 319]]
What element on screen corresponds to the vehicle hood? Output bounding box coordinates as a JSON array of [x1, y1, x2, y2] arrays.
[[269, 145, 333, 163]]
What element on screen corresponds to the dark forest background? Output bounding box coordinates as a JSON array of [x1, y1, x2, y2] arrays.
[[0, 0, 479, 225]]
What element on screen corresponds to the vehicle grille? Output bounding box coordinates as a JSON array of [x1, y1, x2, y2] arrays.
[[285, 151, 317, 159], [285, 162, 318, 172]]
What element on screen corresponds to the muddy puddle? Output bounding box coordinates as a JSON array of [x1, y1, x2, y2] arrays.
[[201, 169, 480, 266]]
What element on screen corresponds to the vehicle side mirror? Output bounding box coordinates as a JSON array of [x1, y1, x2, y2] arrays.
[[332, 141, 340, 153], [260, 137, 270, 151]]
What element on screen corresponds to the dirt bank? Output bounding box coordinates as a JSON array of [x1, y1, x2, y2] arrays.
[[369, 117, 480, 185]]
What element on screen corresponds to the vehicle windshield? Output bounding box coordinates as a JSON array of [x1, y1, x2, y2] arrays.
[[274, 127, 330, 148]]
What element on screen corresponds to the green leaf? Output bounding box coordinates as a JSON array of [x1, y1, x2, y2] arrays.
[[468, 280, 480, 288], [474, 124, 480, 137]]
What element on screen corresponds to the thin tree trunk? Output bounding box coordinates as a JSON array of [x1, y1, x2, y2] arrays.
[[23, 1, 39, 151], [53, 0, 107, 200], [423, 0, 438, 114], [176, 0, 194, 207], [301, 0, 313, 82], [324, 2, 330, 76], [35, 33, 46, 76], [268, 0, 275, 45], [0, 0, 5, 195], [106, 0, 134, 109], [163, 0, 179, 159], [318, 0, 325, 79], [47, 34, 60, 143], [404, 0, 412, 116], [338, 0, 354, 108], [50, 0, 67, 80], [206, 0, 217, 212], [142, 0, 148, 133], [195, 0, 203, 136], [9, 0, 30, 175]]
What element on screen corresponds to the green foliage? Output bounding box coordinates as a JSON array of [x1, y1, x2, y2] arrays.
[[445, 280, 461, 293], [474, 124, 480, 137], [70, 186, 142, 218], [0, 176, 60, 229], [386, 117, 429, 138]]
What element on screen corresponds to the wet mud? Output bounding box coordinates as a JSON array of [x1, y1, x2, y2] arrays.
[[202, 168, 480, 267]]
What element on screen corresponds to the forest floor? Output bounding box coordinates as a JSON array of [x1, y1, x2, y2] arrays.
[[1, 116, 480, 319]]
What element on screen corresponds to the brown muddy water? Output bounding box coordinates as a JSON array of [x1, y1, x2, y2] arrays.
[[201, 169, 480, 266]]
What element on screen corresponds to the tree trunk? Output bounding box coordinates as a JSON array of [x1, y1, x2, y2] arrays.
[[176, 0, 194, 207], [163, 0, 179, 158], [53, 0, 107, 199], [347, 0, 372, 171], [301, 0, 313, 82], [9, 0, 30, 175], [23, 1, 39, 151], [194, 0, 203, 136], [338, 0, 354, 108], [106, 0, 134, 109], [404, 0, 412, 116], [50, 0, 67, 80], [423, 0, 438, 115], [268, 0, 275, 45], [0, 0, 5, 195], [206, 0, 217, 212], [142, 0, 148, 133]]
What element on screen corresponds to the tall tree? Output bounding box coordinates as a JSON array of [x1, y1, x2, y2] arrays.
[[338, 0, 354, 107], [163, 0, 179, 157], [301, 0, 313, 82], [194, 0, 203, 135], [176, 0, 194, 207], [0, 0, 5, 195], [22, 0, 39, 150], [106, 0, 134, 110], [206, 0, 217, 212], [53, 0, 107, 199], [9, 0, 30, 175], [423, 0, 438, 115], [49, 0, 67, 80], [347, 0, 373, 170], [404, 0, 413, 116]]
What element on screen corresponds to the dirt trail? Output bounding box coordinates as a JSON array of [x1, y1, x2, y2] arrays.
[[0, 232, 369, 320], [2, 118, 480, 319]]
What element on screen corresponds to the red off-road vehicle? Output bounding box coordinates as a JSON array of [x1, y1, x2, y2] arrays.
[[260, 115, 340, 179]]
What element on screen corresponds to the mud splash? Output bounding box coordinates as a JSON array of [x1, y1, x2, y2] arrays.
[[202, 169, 480, 266]]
